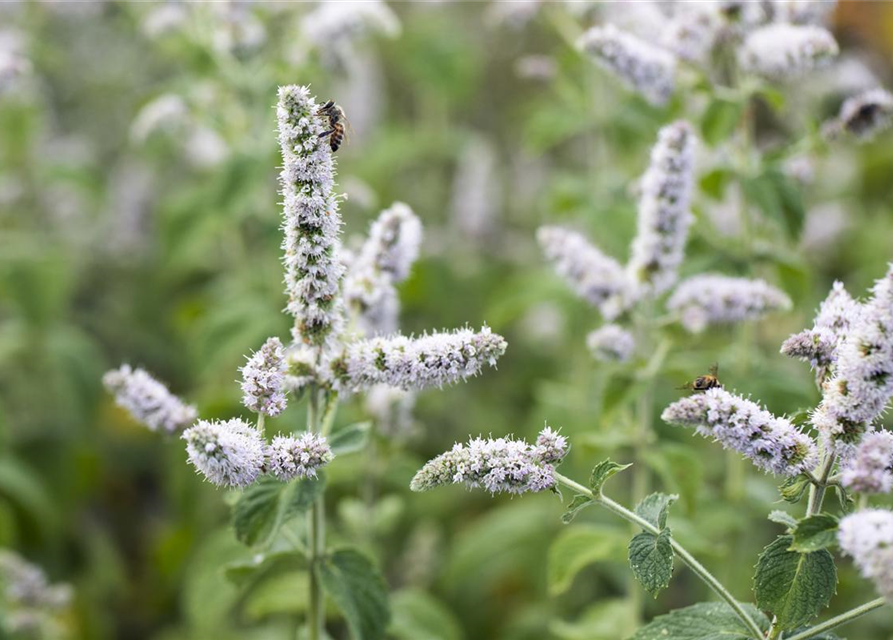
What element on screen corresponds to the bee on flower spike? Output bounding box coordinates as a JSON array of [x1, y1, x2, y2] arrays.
[[678, 363, 722, 393]]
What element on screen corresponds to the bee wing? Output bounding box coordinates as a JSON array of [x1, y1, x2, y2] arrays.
[[676, 382, 692, 390], [709, 362, 719, 377]]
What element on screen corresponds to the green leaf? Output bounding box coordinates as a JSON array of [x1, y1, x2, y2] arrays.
[[389, 589, 462, 640], [768, 510, 798, 531], [224, 548, 306, 586], [742, 170, 805, 240], [561, 494, 594, 524], [753, 536, 837, 631], [319, 547, 390, 640], [550, 598, 637, 640], [590, 459, 632, 495], [699, 168, 735, 201], [232, 475, 324, 547], [780, 474, 811, 504], [547, 525, 628, 595], [832, 484, 853, 514], [628, 529, 674, 598], [329, 422, 372, 455], [701, 98, 743, 146], [630, 602, 770, 640], [790, 514, 839, 553], [634, 493, 677, 530]]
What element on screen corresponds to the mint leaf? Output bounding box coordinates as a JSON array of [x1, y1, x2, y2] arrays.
[[780, 474, 811, 504], [753, 535, 837, 631], [561, 494, 594, 524], [232, 475, 324, 547], [790, 514, 839, 553], [630, 602, 769, 639], [768, 510, 798, 531], [547, 524, 628, 595], [329, 421, 372, 455], [634, 493, 678, 530], [590, 459, 631, 495], [320, 547, 390, 640], [628, 529, 674, 598]]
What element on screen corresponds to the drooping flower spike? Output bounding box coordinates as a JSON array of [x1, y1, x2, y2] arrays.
[[661, 388, 817, 476], [578, 24, 676, 106], [103, 364, 197, 434], [410, 426, 568, 495]]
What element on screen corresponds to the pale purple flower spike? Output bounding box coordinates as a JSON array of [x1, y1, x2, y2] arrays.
[[267, 432, 334, 481], [182, 418, 266, 488], [240, 337, 288, 417], [103, 364, 197, 434]]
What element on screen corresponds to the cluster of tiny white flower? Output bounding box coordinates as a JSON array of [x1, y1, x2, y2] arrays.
[[661, 388, 817, 476], [838, 509, 893, 600], [410, 426, 568, 495], [840, 431, 893, 494], [738, 23, 838, 80], [240, 337, 288, 417], [586, 324, 636, 363], [103, 364, 197, 434], [330, 326, 507, 392], [667, 274, 792, 334], [813, 266, 893, 450], [182, 419, 267, 489], [344, 202, 422, 336], [267, 432, 334, 481]]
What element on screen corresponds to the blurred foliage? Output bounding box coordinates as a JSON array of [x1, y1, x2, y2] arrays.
[[1, 2, 893, 639]]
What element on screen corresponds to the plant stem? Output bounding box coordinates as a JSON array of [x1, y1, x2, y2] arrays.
[[256, 413, 265, 436], [307, 386, 325, 640], [806, 454, 837, 517], [784, 598, 887, 640], [553, 472, 765, 640]]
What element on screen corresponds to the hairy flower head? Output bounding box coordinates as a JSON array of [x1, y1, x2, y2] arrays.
[[410, 426, 567, 495], [329, 326, 507, 392], [668, 274, 791, 333], [738, 23, 838, 80], [240, 337, 288, 417], [579, 24, 676, 106], [267, 432, 333, 481], [839, 509, 893, 600], [627, 120, 696, 298], [103, 364, 197, 433], [182, 418, 266, 488], [841, 431, 893, 494], [662, 388, 817, 476]]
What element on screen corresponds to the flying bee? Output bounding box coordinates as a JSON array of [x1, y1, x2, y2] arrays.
[[678, 363, 722, 393], [317, 99, 348, 152]]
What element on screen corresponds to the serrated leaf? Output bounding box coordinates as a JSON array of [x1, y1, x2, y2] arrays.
[[590, 459, 631, 495], [768, 510, 798, 530], [790, 514, 839, 553], [628, 529, 674, 598], [780, 474, 811, 504], [561, 494, 594, 524], [320, 547, 390, 640], [389, 589, 462, 640], [232, 475, 325, 547], [547, 525, 628, 595], [329, 422, 372, 455], [630, 602, 770, 640], [634, 493, 678, 530], [753, 536, 837, 631], [832, 484, 853, 514]]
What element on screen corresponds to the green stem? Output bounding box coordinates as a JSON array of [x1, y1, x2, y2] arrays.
[[553, 472, 765, 640], [784, 598, 886, 640], [256, 413, 265, 436], [806, 454, 836, 517], [320, 390, 339, 437], [307, 386, 325, 640]]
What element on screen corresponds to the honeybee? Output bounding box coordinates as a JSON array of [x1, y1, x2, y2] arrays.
[[678, 363, 722, 393], [317, 99, 347, 152]]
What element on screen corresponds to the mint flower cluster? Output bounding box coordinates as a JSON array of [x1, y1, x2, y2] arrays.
[[330, 326, 507, 392], [738, 23, 838, 80], [0, 550, 72, 637], [344, 202, 422, 337], [840, 431, 893, 495], [103, 364, 197, 434], [240, 336, 288, 417], [838, 509, 893, 600], [586, 324, 635, 363], [661, 388, 817, 476], [410, 426, 568, 495], [812, 266, 893, 450], [182, 419, 333, 489]]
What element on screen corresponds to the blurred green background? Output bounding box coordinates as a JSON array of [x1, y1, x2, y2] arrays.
[[2, 2, 893, 639]]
